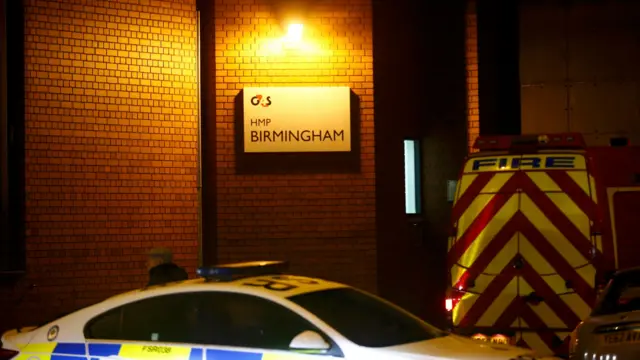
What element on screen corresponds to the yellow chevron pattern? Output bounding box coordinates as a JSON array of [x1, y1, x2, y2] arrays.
[[449, 153, 599, 358]]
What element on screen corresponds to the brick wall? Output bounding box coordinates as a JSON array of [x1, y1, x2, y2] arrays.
[[213, 0, 377, 292], [1, 0, 199, 328], [465, 1, 479, 153]]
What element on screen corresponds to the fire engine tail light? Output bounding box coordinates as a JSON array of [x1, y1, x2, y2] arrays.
[[445, 296, 462, 312], [445, 288, 465, 312], [445, 298, 454, 312]]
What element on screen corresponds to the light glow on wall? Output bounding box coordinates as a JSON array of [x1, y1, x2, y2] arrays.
[[258, 22, 326, 56], [285, 23, 304, 43]]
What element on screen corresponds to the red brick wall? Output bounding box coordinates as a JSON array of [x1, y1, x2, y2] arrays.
[[213, 0, 377, 292], [1, 0, 200, 328], [466, 1, 479, 153]]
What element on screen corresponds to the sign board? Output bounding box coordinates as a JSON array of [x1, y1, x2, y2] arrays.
[[242, 87, 351, 153]]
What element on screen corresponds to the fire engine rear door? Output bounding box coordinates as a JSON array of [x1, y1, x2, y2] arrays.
[[517, 152, 596, 354], [449, 157, 522, 338]]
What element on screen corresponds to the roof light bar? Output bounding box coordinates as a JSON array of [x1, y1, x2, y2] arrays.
[[473, 132, 586, 151], [197, 260, 289, 282]]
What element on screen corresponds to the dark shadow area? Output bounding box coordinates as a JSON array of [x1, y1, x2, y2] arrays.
[[197, 0, 218, 266], [373, 0, 467, 328], [477, 0, 521, 135], [1, 0, 26, 280]]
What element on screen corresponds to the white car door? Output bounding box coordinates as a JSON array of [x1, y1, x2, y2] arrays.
[[83, 291, 205, 360], [82, 289, 344, 360], [192, 291, 345, 360]]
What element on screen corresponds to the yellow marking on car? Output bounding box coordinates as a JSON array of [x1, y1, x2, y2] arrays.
[[13, 343, 57, 360], [119, 344, 191, 360], [13, 354, 53, 360], [18, 343, 57, 353]]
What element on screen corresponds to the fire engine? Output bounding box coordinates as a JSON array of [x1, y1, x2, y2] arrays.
[[445, 132, 640, 358]]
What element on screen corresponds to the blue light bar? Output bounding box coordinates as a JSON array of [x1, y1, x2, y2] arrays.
[[196, 261, 289, 281]]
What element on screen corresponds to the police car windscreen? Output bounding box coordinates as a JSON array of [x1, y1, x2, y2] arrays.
[[593, 271, 640, 316], [288, 288, 448, 348]]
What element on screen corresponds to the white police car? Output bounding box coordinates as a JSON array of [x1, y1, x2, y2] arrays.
[[1, 261, 543, 360], [569, 267, 640, 360]]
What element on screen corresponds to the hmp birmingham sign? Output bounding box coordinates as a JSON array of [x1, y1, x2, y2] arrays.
[[242, 87, 351, 153]]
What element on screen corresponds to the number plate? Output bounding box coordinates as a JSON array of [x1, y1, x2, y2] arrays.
[[600, 331, 640, 346]]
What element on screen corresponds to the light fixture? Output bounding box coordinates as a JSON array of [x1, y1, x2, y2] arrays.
[[285, 23, 304, 42], [272, 0, 312, 41]]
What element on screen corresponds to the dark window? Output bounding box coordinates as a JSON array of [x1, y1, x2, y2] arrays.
[[201, 291, 326, 350], [85, 308, 122, 340], [84, 291, 338, 354], [85, 293, 193, 343], [123, 293, 194, 342], [288, 288, 449, 348], [593, 271, 640, 316]]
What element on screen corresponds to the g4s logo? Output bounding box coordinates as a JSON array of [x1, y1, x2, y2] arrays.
[[250, 94, 272, 107]]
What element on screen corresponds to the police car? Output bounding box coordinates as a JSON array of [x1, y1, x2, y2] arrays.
[[569, 267, 640, 360], [1, 261, 544, 360]]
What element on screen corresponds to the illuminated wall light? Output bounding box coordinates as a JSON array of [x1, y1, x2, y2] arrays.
[[262, 0, 327, 55], [285, 23, 304, 43], [272, 0, 312, 40]]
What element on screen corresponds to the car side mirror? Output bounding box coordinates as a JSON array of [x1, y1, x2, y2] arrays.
[[289, 330, 331, 351]]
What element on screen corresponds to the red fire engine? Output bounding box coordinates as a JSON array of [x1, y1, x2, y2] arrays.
[[445, 132, 640, 357]]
